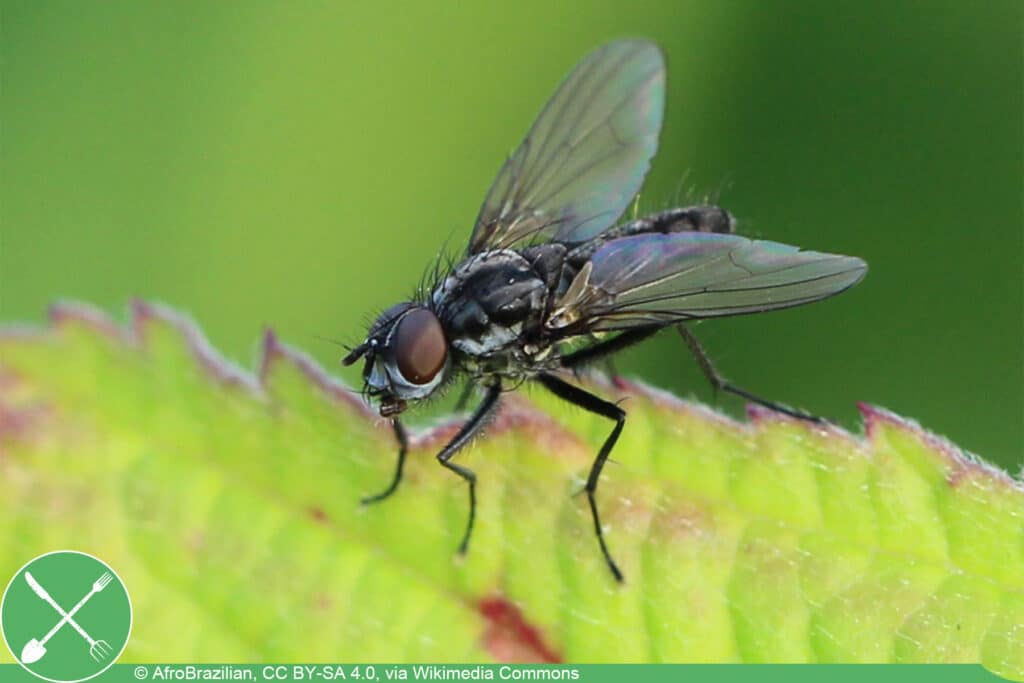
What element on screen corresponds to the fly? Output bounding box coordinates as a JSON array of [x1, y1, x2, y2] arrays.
[[342, 39, 867, 582]]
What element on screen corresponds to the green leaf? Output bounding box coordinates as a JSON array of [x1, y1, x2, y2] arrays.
[[0, 301, 1021, 676]]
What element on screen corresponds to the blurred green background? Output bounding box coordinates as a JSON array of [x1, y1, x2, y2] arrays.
[[2, 1, 1020, 469]]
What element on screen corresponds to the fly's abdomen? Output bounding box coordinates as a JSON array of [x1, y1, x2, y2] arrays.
[[564, 206, 736, 266]]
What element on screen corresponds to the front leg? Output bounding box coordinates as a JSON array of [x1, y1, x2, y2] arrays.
[[537, 373, 627, 583], [436, 382, 502, 554], [362, 419, 410, 504]]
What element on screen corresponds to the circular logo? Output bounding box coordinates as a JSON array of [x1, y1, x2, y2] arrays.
[[1, 550, 132, 683]]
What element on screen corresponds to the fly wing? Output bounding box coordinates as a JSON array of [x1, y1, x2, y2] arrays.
[[548, 232, 867, 331], [467, 40, 665, 255]]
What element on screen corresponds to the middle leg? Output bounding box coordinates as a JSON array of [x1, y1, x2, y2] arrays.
[[559, 325, 661, 371], [537, 372, 627, 583]]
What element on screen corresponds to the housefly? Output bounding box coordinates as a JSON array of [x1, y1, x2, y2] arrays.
[[343, 39, 867, 582]]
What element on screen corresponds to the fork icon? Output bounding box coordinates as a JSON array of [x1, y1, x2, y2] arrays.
[[20, 572, 114, 664]]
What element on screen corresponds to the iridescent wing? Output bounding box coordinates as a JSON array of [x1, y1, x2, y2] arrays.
[[467, 40, 665, 255], [548, 232, 867, 331]]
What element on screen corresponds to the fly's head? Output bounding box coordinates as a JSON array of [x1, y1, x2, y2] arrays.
[[343, 303, 450, 417]]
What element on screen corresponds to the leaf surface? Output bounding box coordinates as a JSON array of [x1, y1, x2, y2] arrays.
[[0, 302, 1021, 677]]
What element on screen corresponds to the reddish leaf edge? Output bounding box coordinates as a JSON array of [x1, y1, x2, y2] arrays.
[[2, 299, 1023, 664], [4, 298, 1021, 492]]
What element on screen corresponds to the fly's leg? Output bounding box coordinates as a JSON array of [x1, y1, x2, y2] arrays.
[[561, 324, 821, 423], [604, 359, 628, 390], [436, 382, 502, 554], [362, 419, 409, 504], [537, 373, 627, 583], [561, 326, 660, 394], [559, 326, 661, 369], [452, 381, 474, 413], [676, 325, 823, 423]]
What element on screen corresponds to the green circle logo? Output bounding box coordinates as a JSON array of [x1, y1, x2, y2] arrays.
[[1, 550, 132, 683]]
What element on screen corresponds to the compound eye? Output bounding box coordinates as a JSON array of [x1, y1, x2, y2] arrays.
[[393, 308, 447, 385]]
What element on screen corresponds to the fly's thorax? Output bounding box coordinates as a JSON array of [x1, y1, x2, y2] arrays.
[[432, 249, 548, 358]]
